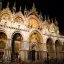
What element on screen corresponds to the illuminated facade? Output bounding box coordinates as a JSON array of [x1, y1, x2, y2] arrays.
[[0, 3, 64, 62]]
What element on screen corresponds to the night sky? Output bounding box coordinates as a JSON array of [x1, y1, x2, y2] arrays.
[[2, 0, 64, 35]]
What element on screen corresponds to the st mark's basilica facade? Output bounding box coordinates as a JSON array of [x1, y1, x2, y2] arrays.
[[0, 3, 64, 62]]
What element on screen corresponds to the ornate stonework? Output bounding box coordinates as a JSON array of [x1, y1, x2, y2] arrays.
[[0, 3, 64, 62]]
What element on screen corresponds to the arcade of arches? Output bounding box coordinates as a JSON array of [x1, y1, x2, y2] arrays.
[[0, 32, 64, 61]]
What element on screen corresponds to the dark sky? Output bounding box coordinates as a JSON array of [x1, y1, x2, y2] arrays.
[[2, 0, 64, 35]]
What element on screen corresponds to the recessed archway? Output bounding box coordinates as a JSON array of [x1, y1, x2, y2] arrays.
[[0, 32, 7, 62], [29, 31, 43, 61], [46, 38, 54, 59], [11, 33, 23, 61], [55, 40, 62, 59]]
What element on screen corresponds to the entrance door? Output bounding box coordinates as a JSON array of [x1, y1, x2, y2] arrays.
[[11, 33, 22, 61], [31, 50, 35, 61], [0, 52, 4, 63], [29, 50, 35, 61]]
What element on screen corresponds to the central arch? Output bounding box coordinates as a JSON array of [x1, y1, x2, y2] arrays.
[[11, 33, 23, 61], [28, 30, 43, 61]]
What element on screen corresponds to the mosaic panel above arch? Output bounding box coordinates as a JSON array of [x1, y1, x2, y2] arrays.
[[29, 30, 43, 51]]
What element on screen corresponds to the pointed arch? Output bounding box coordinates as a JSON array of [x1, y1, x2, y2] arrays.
[[14, 12, 24, 23], [0, 8, 12, 21]]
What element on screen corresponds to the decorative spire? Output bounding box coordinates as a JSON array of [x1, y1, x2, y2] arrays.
[[47, 16, 49, 21], [13, 2, 16, 8], [20, 6, 22, 11], [51, 18, 53, 23], [13, 2, 16, 13], [25, 6, 27, 11], [44, 15, 46, 20], [24, 6, 28, 17], [47, 16, 50, 23], [32, 3, 36, 11], [55, 17, 58, 26], [39, 11, 43, 20], [7, 2, 9, 8]]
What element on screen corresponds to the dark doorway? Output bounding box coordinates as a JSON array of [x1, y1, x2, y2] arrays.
[[29, 50, 35, 61], [0, 52, 4, 63], [11, 33, 21, 61]]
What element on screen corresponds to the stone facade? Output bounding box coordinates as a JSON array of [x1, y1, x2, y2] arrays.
[[0, 3, 64, 62]]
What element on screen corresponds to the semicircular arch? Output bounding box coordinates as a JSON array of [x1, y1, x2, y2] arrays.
[[29, 30, 43, 44]]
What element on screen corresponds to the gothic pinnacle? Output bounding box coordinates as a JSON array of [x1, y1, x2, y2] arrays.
[[44, 15, 46, 20], [51, 18, 53, 23], [32, 3, 36, 11], [13, 2, 16, 12], [47, 16, 50, 23], [20, 6, 22, 11], [7, 2, 9, 8], [55, 17, 58, 26], [39, 11, 43, 20], [24, 6, 27, 11]]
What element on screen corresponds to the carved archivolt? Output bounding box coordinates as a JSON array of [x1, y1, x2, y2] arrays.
[[0, 8, 12, 21], [29, 31, 43, 51], [14, 12, 24, 23]]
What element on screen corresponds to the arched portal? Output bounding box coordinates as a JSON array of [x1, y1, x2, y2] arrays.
[[46, 38, 54, 59], [0, 32, 7, 62], [11, 33, 23, 61], [29, 31, 42, 61], [55, 40, 62, 59]]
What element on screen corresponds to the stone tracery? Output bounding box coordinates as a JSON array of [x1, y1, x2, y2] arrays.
[[0, 3, 64, 62]]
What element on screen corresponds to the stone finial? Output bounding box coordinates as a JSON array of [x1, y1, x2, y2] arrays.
[[24, 6, 28, 16], [39, 11, 43, 20], [47, 16, 49, 21], [7, 2, 9, 8], [24, 6, 27, 11], [44, 15, 46, 20], [20, 6, 22, 11], [47, 16, 50, 23], [51, 18, 53, 23], [13, 2, 16, 12], [13, 2, 16, 7], [55, 17, 58, 26], [32, 3, 36, 11]]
